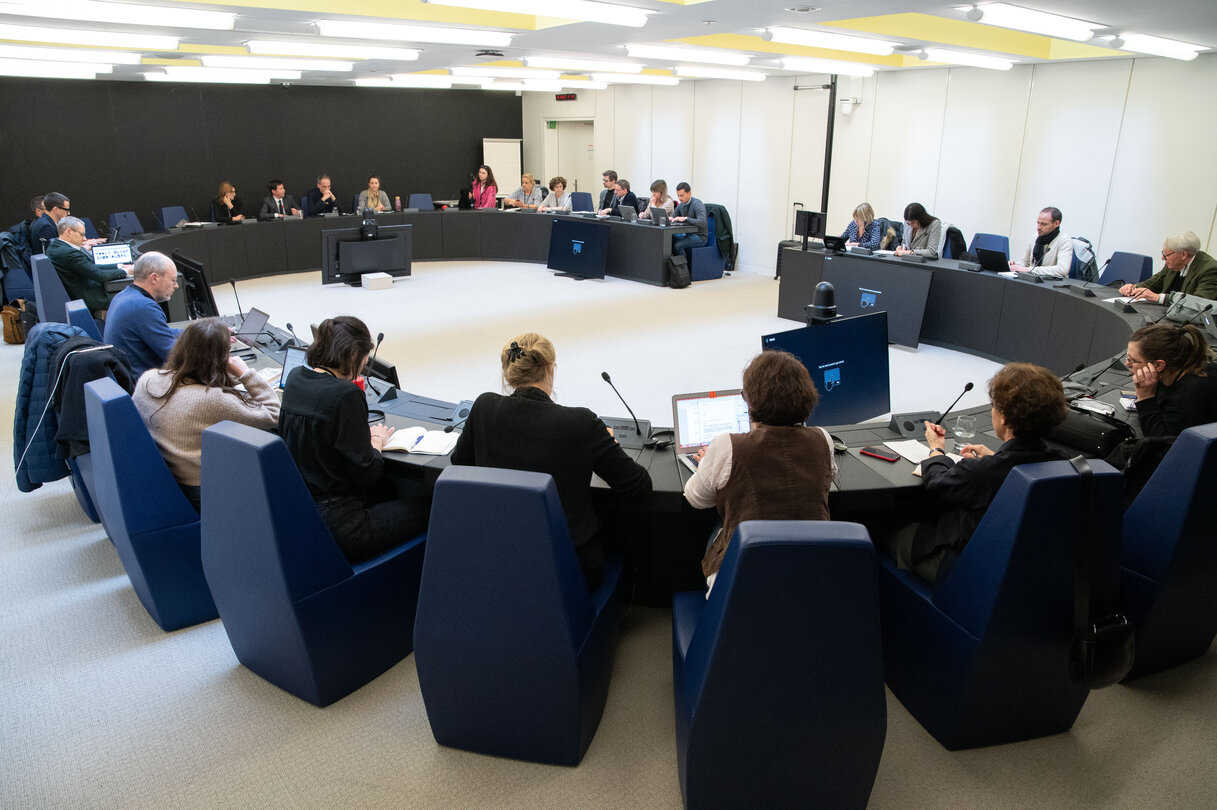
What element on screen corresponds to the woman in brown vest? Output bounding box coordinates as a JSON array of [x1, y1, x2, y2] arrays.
[[683, 350, 837, 592]]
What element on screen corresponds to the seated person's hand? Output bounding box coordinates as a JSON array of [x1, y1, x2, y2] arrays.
[[121, 264, 134, 275], [672, 215, 686, 222], [226, 355, 249, 378], [923, 420, 947, 450], [233, 214, 245, 221], [959, 444, 994, 459], [1009, 261, 1029, 272], [693, 446, 707, 463], [1128, 287, 1159, 303], [290, 207, 301, 216], [1119, 283, 1137, 296], [369, 423, 395, 450], [1132, 363, 1159, 399], [846, 241, 859, 247], [893, 246, 909, 256]]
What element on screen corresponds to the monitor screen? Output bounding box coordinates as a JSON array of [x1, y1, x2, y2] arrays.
[[279, 345, 308, 390], [672, 390, 750, 452], [795, 210, 827, 240], [546, 217, 610, 279], [170, 250, 218, 319], [321, 225, 412, 285], [92, 243, 133, 266], [761, 311, 891, 427]]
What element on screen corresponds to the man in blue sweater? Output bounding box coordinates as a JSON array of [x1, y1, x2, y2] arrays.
[[103, 252, 181, 378]]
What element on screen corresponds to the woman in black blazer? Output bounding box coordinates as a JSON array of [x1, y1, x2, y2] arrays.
[[210, 181, 245, 223], [450, 332, 653, 589]]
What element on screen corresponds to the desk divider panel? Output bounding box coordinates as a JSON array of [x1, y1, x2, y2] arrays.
[[994, 280, 1054, 365], [1042, 293, 1100, 375], [921, 268, 1004, 357]]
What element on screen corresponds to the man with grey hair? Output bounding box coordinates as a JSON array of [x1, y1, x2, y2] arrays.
[[45, 215, 132, 316], [103, 251, 182, 377], [1121, 231, 1217, 304]]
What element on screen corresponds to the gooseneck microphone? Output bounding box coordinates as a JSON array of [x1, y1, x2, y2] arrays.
[[228, 277, 244, 318], [285, 322, 303, 348], [601, 371, 644, 441], [364, 332, 385, 395], [935, 382, 974, 425]]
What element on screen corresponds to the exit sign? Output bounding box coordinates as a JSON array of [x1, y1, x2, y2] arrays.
[[555, 93, 577, 101]]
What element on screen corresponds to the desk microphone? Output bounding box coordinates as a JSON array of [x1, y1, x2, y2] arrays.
[[601, 371, 645, 442], [228, 277, 244, 318], [444, 410, 471, 434], [189, 205, 202, 224], [1080, 354, 1129, 389], [934, 382, 974, 425], [285, 322, 304, 348], [363, 332, 385, 396]]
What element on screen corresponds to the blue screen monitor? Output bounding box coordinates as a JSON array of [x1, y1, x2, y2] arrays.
[[547, 217, 610, 279], [760, 311, 891, 427]]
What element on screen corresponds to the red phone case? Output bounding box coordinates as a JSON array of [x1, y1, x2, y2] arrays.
[[860, 446, 901, 463]]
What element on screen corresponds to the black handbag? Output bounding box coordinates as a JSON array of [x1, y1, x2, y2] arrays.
[[1049, 407, 1135, 457], [1067, 456, 1135, 688]]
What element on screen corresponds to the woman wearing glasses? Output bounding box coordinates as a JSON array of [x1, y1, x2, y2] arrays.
[[1126, 322, 1217, 437]]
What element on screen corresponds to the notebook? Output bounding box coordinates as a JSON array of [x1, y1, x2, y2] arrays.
[[671, 389, 751, 473], [230, 307, 270, 352], [92, 243, 133, 266]]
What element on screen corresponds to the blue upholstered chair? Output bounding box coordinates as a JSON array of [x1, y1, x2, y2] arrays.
[[108, 211, 144, 239], [156, 206, 190, 231], [968, 232, 1010, 259], [1102, 251, 1154, 286], [878, 460, 1122, 750], [67, 454, 100, 523], [84, 378, 218, 631], [672, 521, 886, 809], [199, 421, 426, 706], [414, 466, 624, 765], [570, 191, 595, 213], [31, 253, 70, 324], [1122, 424, 1217, 679], [65, 299, 102, 340], [80, 216, 101, 241], [687, 211, 727, 282], [407, 193, 433, 210]]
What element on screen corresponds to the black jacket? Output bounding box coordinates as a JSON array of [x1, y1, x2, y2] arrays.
[[278, 368, 382, 499], [51, 336, 136, 459], [607, 191, 640, 217], [915, 436, 1065, 578], [1137, 362, 1217, 438]]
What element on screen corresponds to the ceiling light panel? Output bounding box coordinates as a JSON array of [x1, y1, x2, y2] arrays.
[[247, 40, 420, 61], [765, 27, 896, 56], [0, 23, 178, 50], [1115, 33, 1204, 61], [425, 0, 649, 28], [0, 56, 111, 78], [625, 44, 750, 66], [923, 47, 1014, 70], [0, 1, 234, 30], [450, 66, 561, 79], [161, 66, 302, 81], [387, 73, 455, 88], [674, 65, 766, 82], [589, 72, 678, 86], [201, 55, 354, 72], [779, 56, 874, 77], [316, 20, 512, 48], [956, 3, 1099, 42], [146, 71, 268, 85], [526, 55, 643, 73], [0, 44, 142, 64]]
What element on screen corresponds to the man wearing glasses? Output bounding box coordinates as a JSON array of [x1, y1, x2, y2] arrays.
[[30, 192, 71, 253], [46, 216, 132, 318], [1120, 231, 1217, 304]]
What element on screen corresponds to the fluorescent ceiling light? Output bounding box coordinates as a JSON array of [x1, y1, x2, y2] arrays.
[[0, 44, 142, 64], [425, 0, 649, 28], [316, 20, 512, 48], [450, 66, 561, 80], [923, 48, 1014, 70], [956, 4, 1098, 42], [779, 56, 874, 77], [526, 55, 642, 73], [520, 80, 565, 92], [590, 72, 678, 86], [0, 56, 111, 78], [0, 23, 178, 50], [482, 80, 524, 91], [353, 78, 396, 87], [1114, 33, 1203, 61], [161, 66, 302, 81], [386, 73, 454, 88], [201, 55, 354, 72], [248, 40, 420, 61], [764, 26, 896, 56], [0, 1, 234, 30], [146, 72, 268, 85], [625, 44, 749, 66], [674, 65, 766, 82]]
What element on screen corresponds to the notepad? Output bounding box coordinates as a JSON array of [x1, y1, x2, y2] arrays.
[[382, 426, 459, 456]]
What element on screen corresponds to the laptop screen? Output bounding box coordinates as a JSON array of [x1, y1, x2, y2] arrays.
[[235, 308, 270, 341], [672, 390, 750, 452], [279, 345, 308, 389], [92, 243, 133, 266]]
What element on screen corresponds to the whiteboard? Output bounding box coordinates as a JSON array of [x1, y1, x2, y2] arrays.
[[483, 138, 521, 198]]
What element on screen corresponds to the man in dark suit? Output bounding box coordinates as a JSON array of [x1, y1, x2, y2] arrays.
[[30, 192, 71, 253], [304, 174, 341, 217], [600, 179, 639, 217], [258, 180, 302, 220], [45, 216, 131, 316], [1120, 230, 1217, 304], [597, 169, 617, 212]]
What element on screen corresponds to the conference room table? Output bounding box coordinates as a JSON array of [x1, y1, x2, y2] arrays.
[[136, 208, 697, 288]]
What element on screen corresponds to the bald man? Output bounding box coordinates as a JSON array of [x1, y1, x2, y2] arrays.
[[103, 251, 182, 377]]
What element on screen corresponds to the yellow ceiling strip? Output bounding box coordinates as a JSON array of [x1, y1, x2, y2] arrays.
[[672, 33, 911, 67], [171, 44, 251, 55], [180, 0, 542, 30], [142, 57, 201, 65], [822, 13, 1125, 60]]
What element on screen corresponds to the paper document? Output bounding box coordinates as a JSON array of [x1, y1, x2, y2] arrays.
[[1104, 296, 1134, 304], [883, 440, 934, 463], [383, 426, 459, 456]]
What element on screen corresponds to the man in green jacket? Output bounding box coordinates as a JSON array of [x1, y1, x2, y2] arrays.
[[45, 216, 132, 316], [1121, 231, 1217, 304]]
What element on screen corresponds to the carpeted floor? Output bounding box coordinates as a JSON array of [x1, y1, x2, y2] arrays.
[[3, 262, 1214, 808]]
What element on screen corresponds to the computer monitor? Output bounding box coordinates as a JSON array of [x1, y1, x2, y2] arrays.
[[321, 225, 412, 286], [170, 249, 218, 319], [760, 311, 891, 427], [364, 356, 400, 390], [795, 210, 827, 250], [547, 217, 610, 280]]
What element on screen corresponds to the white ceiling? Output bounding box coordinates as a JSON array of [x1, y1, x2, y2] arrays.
[[0, 0, 1213, 86]]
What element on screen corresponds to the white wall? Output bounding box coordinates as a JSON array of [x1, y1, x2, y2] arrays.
[[521, 52, 1217, 274]]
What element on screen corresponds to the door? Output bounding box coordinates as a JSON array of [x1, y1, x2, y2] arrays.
[[555, 120, 596, 195]]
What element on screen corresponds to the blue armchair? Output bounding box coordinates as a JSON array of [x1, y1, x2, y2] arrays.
[[407, 193, 433, 210], [200, 421, 426, 706], [156, 206, 190, 231], [65, 299, 102, 341], [1122, 424, 1217, 679], [1102, 251, 1154, 286], [878, 460, 1122, 749], [108, 211, 144, 239], [687, 211, 727, 282], [31, 253, 69, 324], [672, 521, 886, 809], [84, 378, 217, 631], [968, 232, 1010, 260], [414, 466, 623, 765], [570, 191, 594, 213]]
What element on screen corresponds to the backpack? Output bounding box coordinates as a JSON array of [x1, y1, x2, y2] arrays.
[[2, 298, 36, 344], [667, 254, 690, 289], [1071, 236, 1098, 282]]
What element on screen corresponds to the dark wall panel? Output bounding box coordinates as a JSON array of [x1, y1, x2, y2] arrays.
[[0, 78, 522, 231]]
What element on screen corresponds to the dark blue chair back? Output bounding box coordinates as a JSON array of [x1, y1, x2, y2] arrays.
[[414, 465, 623, 765], [689, 211, 727, 281], [1123, 423, 1217, 678], [109, 211, 144, 239], [878, 460, 1122, 749], [407, 193, 433, 210], [1103, 251, 1154, 285], [570, 191, 594, 213], [968, 232, 1010, 259], [200, 421, 425, 706], [80, 217, 100, 240], [298, 192, 312, 218], [31, 253, 70, 323], [83, 378, 217, 631], [673, 521, 886, 809], [65, 299, 102, 340], [156, 206, 189, 231]]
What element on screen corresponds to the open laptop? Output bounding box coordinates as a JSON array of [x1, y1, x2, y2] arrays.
[[672, 389, 751, 473], [230, 307, 270, 352], [975, 247, 1009, 272], [91, 242, 133, 267], [278, 345, 308, 389], [618, 205, 638, 222], [651, 209, 670, 227]]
